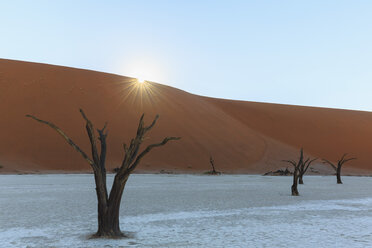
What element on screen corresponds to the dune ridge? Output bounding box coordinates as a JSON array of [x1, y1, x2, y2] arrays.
[[0, 59, 371, 174]]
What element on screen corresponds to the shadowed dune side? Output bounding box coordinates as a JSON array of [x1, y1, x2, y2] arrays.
[[205, 98, 372, 172], [0, 59, 371, 174]]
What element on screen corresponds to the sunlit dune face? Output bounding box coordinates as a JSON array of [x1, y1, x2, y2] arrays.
[[113, 77, 161, 109]]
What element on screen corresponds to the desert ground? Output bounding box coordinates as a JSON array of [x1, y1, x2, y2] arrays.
[[0, 59, 372, 175], [1, 174, 372, 247]]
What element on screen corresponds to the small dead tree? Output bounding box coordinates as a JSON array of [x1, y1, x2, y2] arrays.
[[298, 157, 317, 184], [205, 156, 221, 175], [210, 156, 216, 173], [27, 110, 180, 238], [283, 148, 304, 196], [322, 154, 356, 184]]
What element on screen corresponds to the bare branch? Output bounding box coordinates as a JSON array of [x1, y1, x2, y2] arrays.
[[299, 148, 304, 165], [322, 159, 337, 171], [282, 160, 297, 167], [303, 158, 310, 165], [338, 153, 348, 165], [120, 138, 135, 169], [304, 158, 317, 173], [97, 124, 108, 170], [26, 114, 94, 166], [136, 114, 145, 137], [79, 109, 100, 166], [144, 114, 159, 132], [101, 122, 108, 133], [127, 136, 181, 173], [340, 157, 357, 166]]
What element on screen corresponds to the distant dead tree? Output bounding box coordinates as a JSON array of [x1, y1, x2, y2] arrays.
[[27, 110, 180, 238], [282, 148, 304, 196], [205, 156, 221, 175], [263, 168, 292, 176], [322, 154, 356, 184], [210, 156, 217, 173], [298, 157, 317, 184]]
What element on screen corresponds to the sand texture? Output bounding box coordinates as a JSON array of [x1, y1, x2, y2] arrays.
[[0, 59, 370, 174]]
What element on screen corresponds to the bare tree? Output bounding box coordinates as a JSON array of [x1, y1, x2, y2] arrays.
[[322, 154, 356, 184], [283, 148, 304, 196], [27, 110, 180, 238], [298, 157, 317, 184], [205, 156, 221, 175]]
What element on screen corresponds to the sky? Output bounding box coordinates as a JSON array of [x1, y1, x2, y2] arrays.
[[1, 0, 372, 111]]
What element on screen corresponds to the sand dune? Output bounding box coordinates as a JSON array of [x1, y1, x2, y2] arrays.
[[0, 59, 370, 174]]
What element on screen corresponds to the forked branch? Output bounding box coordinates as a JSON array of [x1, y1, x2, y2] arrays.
[[115, 114, 180, 178], [127, 136, 180, 173]]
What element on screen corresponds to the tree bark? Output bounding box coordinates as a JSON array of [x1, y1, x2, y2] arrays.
[[298, 175, 304, 185], [94, 174, 108, 232], [336, 166, 342, 184], [292, 167, 299, 196], [95, 173, 129, 237]]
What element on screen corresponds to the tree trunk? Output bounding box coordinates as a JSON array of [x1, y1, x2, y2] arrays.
[[95, 174, 129, 238], [92, 170, 109, 235], [95, 210, 123, 237], [336, 166, 342, 184], [210, 156, 216, 173], [292, 169, 299, 196], [298, 175, 304, 184]]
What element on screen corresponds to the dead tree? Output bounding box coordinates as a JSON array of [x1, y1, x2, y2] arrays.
[[322, 154, 356, 184], [210, 156, 216, 173], [283, 148, 304, 196], [26, 110, 180, 238], [209, 156, 220, 174], [205, 156, 221, 175], [298, 157, 317, 184]]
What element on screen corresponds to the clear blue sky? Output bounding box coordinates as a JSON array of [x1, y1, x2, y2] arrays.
[[1, 1, 372, 111]]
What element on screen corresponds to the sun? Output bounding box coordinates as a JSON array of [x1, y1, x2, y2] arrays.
[[119, 56, 167, 86], [137, 77, 146, 84]]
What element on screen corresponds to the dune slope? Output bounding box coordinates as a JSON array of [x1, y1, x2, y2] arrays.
[[0, 59, 370, 174]]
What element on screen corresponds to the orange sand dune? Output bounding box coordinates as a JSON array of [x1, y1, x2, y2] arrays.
[[0, 59, 370, 174]]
